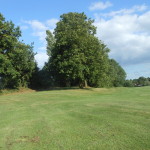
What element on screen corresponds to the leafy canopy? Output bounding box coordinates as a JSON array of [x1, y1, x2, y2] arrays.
[[0, 13, 36, 89], [46, 12, 116, 87]]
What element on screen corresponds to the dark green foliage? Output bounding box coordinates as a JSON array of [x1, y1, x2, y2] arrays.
[[0, 12, 127, 89], [124, 77, 150, 87], [137, 77, 150, 86], [108, 59, 126, 87], [29, 63, 41, 89], [29, 58, 57, 90], [0, 13, 36, 89], [132, 77, 150, 87], [30, 64, 54, 89], [46, 12, 115, 88], [47, 12, 97, 87], [124, 80, 134, 87]]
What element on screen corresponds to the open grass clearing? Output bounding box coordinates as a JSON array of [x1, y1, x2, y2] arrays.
[[0, 87, 150, 150]]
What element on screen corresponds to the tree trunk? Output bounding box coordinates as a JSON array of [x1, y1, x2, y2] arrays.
[[84, 80, 88, 88], [79, 80, 88, 88], [79, 82, 83, 89]]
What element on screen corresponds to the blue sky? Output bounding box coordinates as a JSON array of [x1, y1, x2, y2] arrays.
[[0, 0, 150, 79]]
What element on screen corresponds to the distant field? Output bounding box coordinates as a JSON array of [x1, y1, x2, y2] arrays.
[[0, 87, 150, 150]]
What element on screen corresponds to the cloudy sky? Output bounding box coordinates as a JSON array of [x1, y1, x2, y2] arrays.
[[0, 0, 150, 79]]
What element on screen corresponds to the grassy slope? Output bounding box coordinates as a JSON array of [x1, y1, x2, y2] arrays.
[[0, 87, 150, 150]]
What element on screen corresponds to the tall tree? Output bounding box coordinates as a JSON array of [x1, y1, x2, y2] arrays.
[[0, 13, 36, 89], [46, 12, 111, 88]]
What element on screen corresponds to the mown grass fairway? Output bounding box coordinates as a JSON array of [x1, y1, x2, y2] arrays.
[[0, 87, 150, 150]]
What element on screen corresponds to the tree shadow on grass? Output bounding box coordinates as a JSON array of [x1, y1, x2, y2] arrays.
[[34, 86, 94, 92]]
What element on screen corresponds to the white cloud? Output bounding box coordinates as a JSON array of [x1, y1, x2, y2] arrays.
[[99, 4, 148, 17], [89, 1, 112, 11], [23, 18, 58, 67], [138, 11, 150, 32], [35, 52, 48, 68], [20, 25, 29, 30], [94, 5, 150, 66], [24, 19, 58, 42], [32, 31, 46, 42], [26, 20, 47, 30], [46, 18, 58, 29], [23, 20, 47, 44]]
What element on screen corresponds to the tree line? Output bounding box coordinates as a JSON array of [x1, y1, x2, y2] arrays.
[[124, 77, 150, 87], [1, 12, 144, 90]]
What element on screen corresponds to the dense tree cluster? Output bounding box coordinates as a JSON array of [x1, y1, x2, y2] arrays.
[[0, 13, 36, 89], [0, 12, 128, 89], [45, 12, 126, 88]]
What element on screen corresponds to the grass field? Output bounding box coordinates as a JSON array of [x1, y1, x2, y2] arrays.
[[0, 87, 150, 150]]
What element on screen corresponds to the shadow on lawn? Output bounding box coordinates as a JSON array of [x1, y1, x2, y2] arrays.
[[35, 86, 94, 92], [0, 86, 96, 95]]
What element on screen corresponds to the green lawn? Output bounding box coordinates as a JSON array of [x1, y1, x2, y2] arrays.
[[0, 87, 150, 150]]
